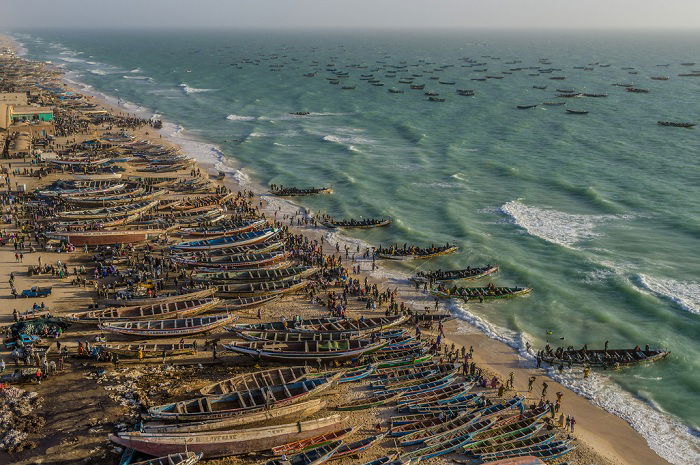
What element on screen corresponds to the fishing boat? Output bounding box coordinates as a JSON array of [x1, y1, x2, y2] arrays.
[[334, 391, 402, 411], [141, 399, 326, 434], [264, 441, 343, 465], [397, 382, 473, 406], [178, 219, 268, 237], [199, 366, 312, 396], [626, 87, 650, 93], [432, 286, 531, 301], [172, 228, 279, 251], [376, 245, 458, 260], [539, 347, 670, 367], [216, 279, 307, 298], [337, 364, 375, 383], [369, 352, 432, 369], [411, 265, 498, 283], [230, 318, 339, 332], [465, 432, 553, 456], [98, 314, 236, 337], [173, 252, 289, 269], [421, 417, 497, 447], [219, 295, 280, 310], [478, 456, 546, 465], [516, 104, 538, 109], [97, 343, 196, 358], [47, 229, 166, 246], [658, 121, 695, 128], [390, 414, 459, 437], [298, 314, 408, 333], [223, 339, 387, 363], [331, 433, 386, 460], [399, 434, 475, 461], [565, 109, 589, 115], [231, 330, 356, 343], [320, 218, 392, 229], [57, 200, 159, 220], [193, 267, 318, 284], [271, 426, 353, 456], [110, 415, 342, 458], [149, 377, 337, 421], [131, 452, 203, 465], [99, 288, 216, 307], [270, 186, 333, 196], [68, 298, 221, 323], [476, 440, 576, 461]]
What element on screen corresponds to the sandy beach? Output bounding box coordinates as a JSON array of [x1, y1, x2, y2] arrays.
[[0, 32, 675, 465]]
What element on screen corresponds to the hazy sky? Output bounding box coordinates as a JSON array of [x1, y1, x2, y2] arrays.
[[3, 0, 700, 30]]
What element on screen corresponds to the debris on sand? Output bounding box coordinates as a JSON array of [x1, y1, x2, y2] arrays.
[[0, 387, 45, 453]]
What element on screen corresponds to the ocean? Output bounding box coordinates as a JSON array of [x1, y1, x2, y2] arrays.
[[11, 28, 700, 463]]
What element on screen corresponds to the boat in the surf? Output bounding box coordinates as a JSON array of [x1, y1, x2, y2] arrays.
[[565, 109, 589, 115], [516, 104, 538, 109], [432, 285, 531, 301], [657, 121, 695, 128], [149, 377, 338, 421], [98, 314, 236, 337], [539, 346, 670, 367], [215, 279, 307, 298], [110, 415, 342, 458], [626, 87, 650, 93], [223, 339, 387, 363], [199, 366, 313, 396], [319, 217, 392, 229], [270, 186, 333, 196], [376, 244, 458, 260], [411, 265, 498, 283], [68, 298, 221, 323]]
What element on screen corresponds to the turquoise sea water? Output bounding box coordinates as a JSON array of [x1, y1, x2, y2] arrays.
[[11, 29, 700, 462]]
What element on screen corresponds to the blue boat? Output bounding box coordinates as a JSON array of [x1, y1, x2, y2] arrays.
[[339, 364, 375, 383], [172, 228, 279, 250]]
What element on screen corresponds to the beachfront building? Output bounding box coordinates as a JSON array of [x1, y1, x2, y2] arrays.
[[0, 94, 54, 130]]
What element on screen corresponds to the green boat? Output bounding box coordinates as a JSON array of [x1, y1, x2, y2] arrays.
[[373, 353, 432, 369], [334, 392, 402, 411], [431, 286, 531, 301]]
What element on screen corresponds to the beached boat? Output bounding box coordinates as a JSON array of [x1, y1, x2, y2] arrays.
[[432, 286, 531, 301], [173, 252, 289, 269], [178, 219, 268, 237], [68, 298, 221, 323], [99, 314, 236, 337], [369, 352, 432, 369], [263, 441, 343, 465], [141, 399, 326, 434], [131, 452, 203, 465], [476, 440, 576, 462], [97, 343, 196, 358], [465, 432, 553, 456], [478, 456, 546, 465], [193, 266, 318, 284], [110, 415, 342, 458], [199, 366, 312, 396], [172, 228, 279, 250], [334, 391, 402, 411], [298, 314, 408, 333], [411, 265, 498, 283], [230, 318, 339, 332], [219, 295, 280, 310], [216, 279, 307, 298], [149, 377, 336, 420], [271, 428, 353, 456], [57, 199, 159, 220], [231, 330, 356, 343], [331, 433, 386, 460], [47, 229, 166, 246], [540, 347, 670, 367], [99, 288, 216, 307], [223, 339, 387, 363], [396, 382, 473, 406]]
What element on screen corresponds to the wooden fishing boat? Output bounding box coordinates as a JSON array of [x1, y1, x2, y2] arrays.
[[230, 318, 339, 332], [109, 415, 342, 458], [173, 252, 289, 269], [57, 200, 160, 220], [411, 265, 498, 283], [422, 417, 498, 448], [399, 411, 484, 446], [270, 186, 333, 196], [479, 457, 546, 465], [68, 298, 220, 323], [67, 189, 165, 207], [359, 454, 402, 465], [271, 428, 353, 456], [149, 377, 337, 421], [334, 391, 402, 411], [131, 452, 203, 465], [540, 347, 670, 367], [321, 218, 392, 229], [377, 245, 458, 260], [263, 440, 343, 465], [220, 295, 280, 310], [232, 330, 356, 343], [39, 182, 127, 197], [199, 366, 312, 396], [466, 431, 553, 456], [565, 109, 589, 115], [390, 414, 458, 437], [178, 219, 268, 237], [97, 343, 196, 358], [373, 364, 459, 390], [337, 364, 375, 383], [223, 339, 387, 363], [47, 229, 165, 246], [99, 314, 236, 337], [369, 352, 432, 369], [370, 368, 437, 389], [390, 413, 438, 427], [399, 433, 475, 461], [400, 395, 482, 414], [185, 241, 286, 256], [298, 315, 408, 333], [331, 433, 386, 460], [193, 266, 318, 283], [476, 440, 575, 461], [172, 228, 280, 250], [99, 288, 216, 307], [371, 361, 436, 378], [216, 279, 307, 298], [431, 286, 531, 301], [396, 382, 473, 406], [141, 399, 326, 434], [380, 375, 455, 396]]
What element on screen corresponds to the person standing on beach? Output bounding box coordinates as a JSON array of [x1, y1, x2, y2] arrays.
[[570, 416, 576, 432], [528, 375, 536, 392], [541, 382, 548, 398]]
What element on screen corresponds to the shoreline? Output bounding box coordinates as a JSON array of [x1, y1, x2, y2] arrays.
[[0, 31, 688, 465]]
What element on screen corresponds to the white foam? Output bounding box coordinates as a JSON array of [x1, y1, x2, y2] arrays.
[[499, 200, 629, 248], [226, 114, 256, 121], [89, 69, 109, 76], [129, 68, 142, 73], [451, 172, 468, 181], [322, 134, 372, 145], [179, 83, 214, 94], [637, 274, 700, 315]]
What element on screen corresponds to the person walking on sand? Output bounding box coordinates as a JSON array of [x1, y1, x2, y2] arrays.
[[541, 382, 548, 397], [528, 375, 536, 392], [570, 416, 576, 432], [508, 372, 515, 390]]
